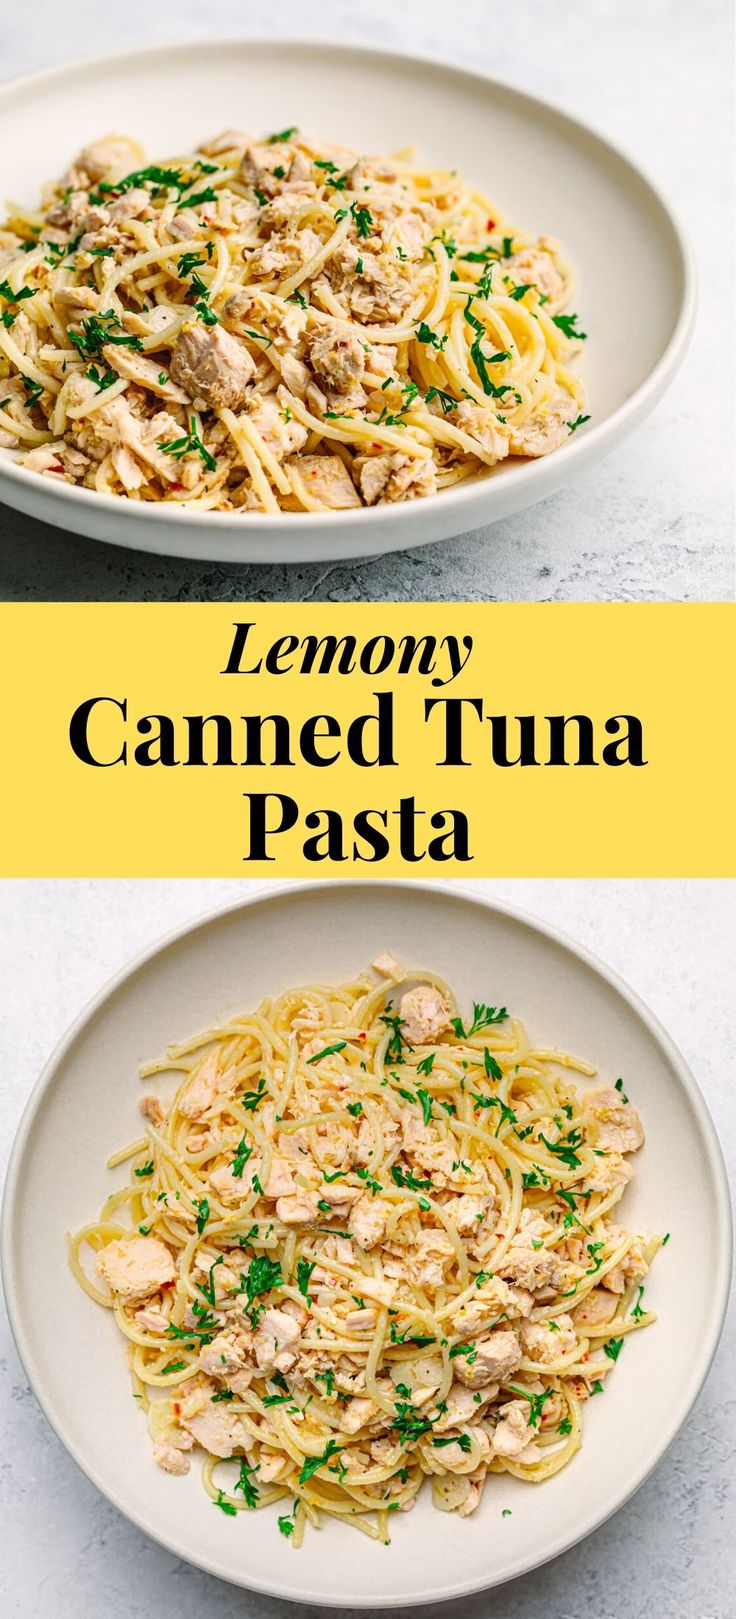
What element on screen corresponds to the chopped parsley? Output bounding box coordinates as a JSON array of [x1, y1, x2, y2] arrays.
[[350, 202, 373, 238], [177, 249, 208, 278], [307, 1041, 347, 1064], [557, 1188, 591, 1233], [451, 1003, 508, 1039], [69, 310, 143, 360], [89, 164, 186, 204], [539, 1130, 583, 1171], [231, 1136, 253, 1178], [296, 1257, 315, 1300], [0, 279, 36, 306], [158, 415, 216, 473], [196, 1254, 224, 1309], [416, 322, 447, 350], [391, 1400, 434, 1444], [237, 1253, 283, 1324], [522, 1168, 549, 1189], [298, 1439, 342, 1484], [165, 1300, 219, 1346], [507, 1386, 553, 1427], [214, 1489, 238, 1515], [416, 1087, 433, 1126], [242, 1078, 267, 1111], [568, 413, 591, 433], [604, 1337, 624, 1362], [177, 186, 218, 212], [233, 1459, 260, 1508], [134, 1161, 154, 1177], [433, 1433, 471, 1453], [463, 299, 516, 400], [390, 1164, 432, 1193], [424, 385, 457, 414], [194, 1197, 209, 1235], [346, 1100, 363, 1118], [389, 1323, 436, 1349], [630, 1285, 646, 1322], [471, 1093, 517, 1136], [552, 311, 587, 340], [268, 126, 298, 143], [356, 1166, 382, 1196], [380, 1011, 405, 1062], [194, 299, 219, 326]]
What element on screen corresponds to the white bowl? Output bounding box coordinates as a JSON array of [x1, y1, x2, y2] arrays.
[[0, 40, 695, 565], [1, 881, 730, 1606]]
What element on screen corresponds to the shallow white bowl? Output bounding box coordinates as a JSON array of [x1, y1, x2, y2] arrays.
[[1, 882, 729, 1606], [0, 39, 695, 564]]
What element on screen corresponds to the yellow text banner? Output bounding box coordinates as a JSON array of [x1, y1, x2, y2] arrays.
[[0, 603, 731, 876]]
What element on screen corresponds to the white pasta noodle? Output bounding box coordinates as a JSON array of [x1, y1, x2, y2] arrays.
[[0, 127, 589, 512], [70, 958, 659, 1545]]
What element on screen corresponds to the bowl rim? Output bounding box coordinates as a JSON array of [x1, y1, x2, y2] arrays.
[[0, 36, 698, 539], [0, 878, 731, 1606]]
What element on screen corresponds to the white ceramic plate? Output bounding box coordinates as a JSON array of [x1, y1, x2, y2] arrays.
[[0, 40, 695, 564], [1, 882, 730, 1606]]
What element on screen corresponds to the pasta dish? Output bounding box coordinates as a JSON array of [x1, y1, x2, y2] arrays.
[[1, 129, 589, 513], [70, 955, 659, 1545]]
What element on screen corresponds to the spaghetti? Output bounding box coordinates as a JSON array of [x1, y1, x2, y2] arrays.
[[1, 128, 589, 512], [70, 956, 658, 1545]]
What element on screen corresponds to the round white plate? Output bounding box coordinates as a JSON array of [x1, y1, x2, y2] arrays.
[[1, 882, 729, 1606], [0, 40, 695, 564]]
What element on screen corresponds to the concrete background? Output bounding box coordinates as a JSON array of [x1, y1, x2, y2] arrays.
[[0, 0, 733, 602], [0, 878, 733, 1617]]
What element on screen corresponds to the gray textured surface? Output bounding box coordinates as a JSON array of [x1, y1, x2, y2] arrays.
[[0, 878, 733, 1617], [0, 0, 733, 602]]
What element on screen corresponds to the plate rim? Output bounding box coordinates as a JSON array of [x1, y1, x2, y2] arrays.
[[0, 36, 698, 561], [0, 878, 731, 1606]]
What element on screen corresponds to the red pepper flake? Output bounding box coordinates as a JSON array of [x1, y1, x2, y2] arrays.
[[486, 218, 495, 230], [169, 481, 184, 492]]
